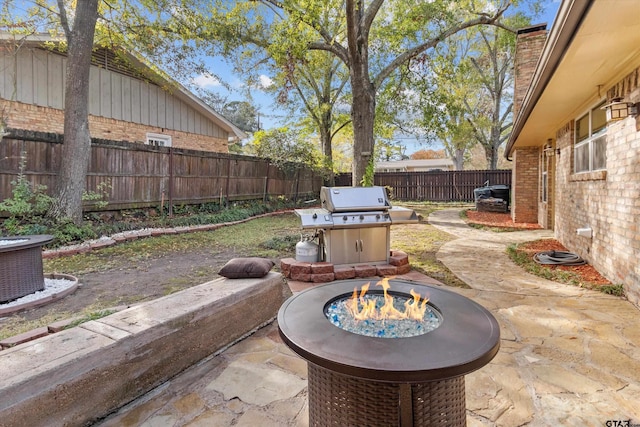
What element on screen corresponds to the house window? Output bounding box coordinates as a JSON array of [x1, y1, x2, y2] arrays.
[[574, 102, 606, 173], [146, 133, 172, 147]]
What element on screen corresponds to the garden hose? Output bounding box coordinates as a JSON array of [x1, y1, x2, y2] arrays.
[[533, 250, 586, 266]]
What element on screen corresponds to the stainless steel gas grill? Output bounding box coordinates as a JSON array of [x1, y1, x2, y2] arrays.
[[294, 186, 418, 265]]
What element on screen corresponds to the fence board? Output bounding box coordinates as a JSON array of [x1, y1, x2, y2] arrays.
[[335, 170, 512, 202], [0, 137, 323, 213], [2, 136, 510, 212]]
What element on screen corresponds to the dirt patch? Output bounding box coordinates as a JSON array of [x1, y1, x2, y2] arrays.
[[9, 249, 243, 324]]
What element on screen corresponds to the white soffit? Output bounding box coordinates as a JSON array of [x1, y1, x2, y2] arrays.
[[515, 0, 640, 147]]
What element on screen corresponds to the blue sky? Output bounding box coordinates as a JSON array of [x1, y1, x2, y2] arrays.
[[191, 1, 562, 154]]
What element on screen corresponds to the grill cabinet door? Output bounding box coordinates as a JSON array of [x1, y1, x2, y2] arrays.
[[325, 227, 389, 265], [327, 229, 361, 264], [358, 227, 388, 264]]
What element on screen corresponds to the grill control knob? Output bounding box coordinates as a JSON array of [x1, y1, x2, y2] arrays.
[[343, 215, 348, 221], [312, 213, 317, 219], [376, 214, 380, 219], [359, 215, 364, 220]]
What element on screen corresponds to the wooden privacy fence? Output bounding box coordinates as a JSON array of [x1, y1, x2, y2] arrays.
[[0, 135, 323, 212], [335, 170, 512, 202]]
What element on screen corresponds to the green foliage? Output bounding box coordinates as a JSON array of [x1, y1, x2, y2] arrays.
[[404, 8, 541, 170], [261, 234, 299, 252], [360, 158, 375, 187], [599, 284, 625, 297], [250, 127, 325, 176], [82, 179, 112, 209], [0, 152, 54, 235], [376, 139, 407, 162], [52, 218, 98, 246], [186, 0, 523, 184], [221, 101, 259, 132]]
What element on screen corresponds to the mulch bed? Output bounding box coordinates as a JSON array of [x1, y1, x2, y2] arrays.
[[465, 211, 612, 286], [516, 239, 612, 285], [465, 210, 542, 230]]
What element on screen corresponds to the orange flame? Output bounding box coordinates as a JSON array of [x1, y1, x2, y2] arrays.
[[346, 278, 429, 321]]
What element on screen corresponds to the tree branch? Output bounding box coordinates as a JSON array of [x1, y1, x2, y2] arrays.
[[331, 118, 352, 140], [56, 0, 71, 36], [362, 0, 384, 39], [373, 5, 510, 89]]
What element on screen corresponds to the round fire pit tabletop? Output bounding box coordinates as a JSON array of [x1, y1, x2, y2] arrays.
[[278, 279, 500, 383], [0, 234, 54, 253]]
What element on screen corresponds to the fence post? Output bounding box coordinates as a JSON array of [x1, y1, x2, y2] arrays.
[[225, 157, 231, 207], [263, 162, 270, 202], [294, 168, 300, 202], [168, 147, 174, 217]]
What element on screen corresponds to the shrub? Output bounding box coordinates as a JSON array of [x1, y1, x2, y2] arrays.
[[0, 152, 53, 235]]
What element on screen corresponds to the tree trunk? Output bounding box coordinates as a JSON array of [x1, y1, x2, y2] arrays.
[[346, 0, 376, 187], [350, 81, 376, 186], [48, 0, 100, 224], [453, 148, 465, 170], [484, 142, 499, 170], [319, 115, 335, 186]]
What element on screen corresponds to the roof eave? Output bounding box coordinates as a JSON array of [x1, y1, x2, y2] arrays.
[[505, 0, 594, 158]]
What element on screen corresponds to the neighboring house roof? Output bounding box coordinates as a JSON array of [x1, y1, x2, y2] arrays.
[[506, 0, 640, 156], [376, 159, 454, 171], [0, 32, 246, 140]]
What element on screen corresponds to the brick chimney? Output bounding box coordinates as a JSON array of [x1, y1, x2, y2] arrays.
[[513, 24, 548, 121]]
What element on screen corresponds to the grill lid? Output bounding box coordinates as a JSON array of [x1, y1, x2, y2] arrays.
[[320, 186, 390, 212]]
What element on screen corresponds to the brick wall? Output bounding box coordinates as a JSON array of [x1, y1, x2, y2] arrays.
[[511, 147, 539, 223], [0, 100, 228, 153], [554, 67, 640, 306], [513, 25, 548, 120], [509, 25, 548, 225]]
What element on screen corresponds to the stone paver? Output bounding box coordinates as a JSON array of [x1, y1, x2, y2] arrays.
[[431, 209, 640, 426], [97, 209, 640, 426]]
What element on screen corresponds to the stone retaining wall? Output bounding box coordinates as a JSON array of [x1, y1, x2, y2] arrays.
[[0, 272, 290, 427]]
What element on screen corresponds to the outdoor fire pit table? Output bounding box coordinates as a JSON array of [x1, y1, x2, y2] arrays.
[[0, 234, 53, 303], [278, 279, 500, 426]]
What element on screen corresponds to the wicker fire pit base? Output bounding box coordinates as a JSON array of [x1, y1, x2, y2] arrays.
[[0, 235, 54, 303], [308, 364, 465, 426]]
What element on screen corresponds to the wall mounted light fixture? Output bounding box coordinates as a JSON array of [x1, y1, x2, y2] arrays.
[[543, 139, 556, 156], [602, 97, 638, 121]]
